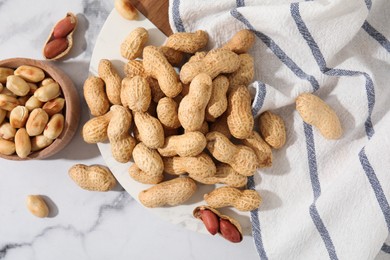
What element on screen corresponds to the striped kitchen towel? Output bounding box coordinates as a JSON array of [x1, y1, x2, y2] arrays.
[[169, 0, 390, 259]]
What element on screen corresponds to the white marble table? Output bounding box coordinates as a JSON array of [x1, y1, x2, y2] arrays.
[[0, 1, 259, 259]]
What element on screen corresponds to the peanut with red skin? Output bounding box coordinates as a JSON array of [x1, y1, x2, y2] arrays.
[[193, 205, 243, 243], [199, 209, 219, 235], [219, 218, 242, 243], [43, 38, 69, 59], [53, 16, 77, 38]]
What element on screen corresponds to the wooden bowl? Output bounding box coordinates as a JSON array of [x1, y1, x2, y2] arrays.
[[0, 58, 80, 160]]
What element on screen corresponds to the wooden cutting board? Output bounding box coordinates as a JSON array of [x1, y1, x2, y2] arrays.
[[129, 0, 173, 36]]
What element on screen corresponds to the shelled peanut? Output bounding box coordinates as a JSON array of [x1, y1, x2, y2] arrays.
[[0, 65, 65, 158], [78, 28, 294, 243]]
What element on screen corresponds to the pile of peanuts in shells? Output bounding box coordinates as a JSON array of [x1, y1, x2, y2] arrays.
[[73, 24, 343, 243], [2, 1, 343, 244]]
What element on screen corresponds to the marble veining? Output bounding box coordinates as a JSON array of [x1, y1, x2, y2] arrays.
[[0, 192, 130, 259]]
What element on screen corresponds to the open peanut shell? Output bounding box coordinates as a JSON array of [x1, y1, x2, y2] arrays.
[[193, 205, 243, 242], [43, 12, 78, 60]]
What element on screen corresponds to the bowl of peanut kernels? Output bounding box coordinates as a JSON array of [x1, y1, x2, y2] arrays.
[[0, 58, 80, 160]]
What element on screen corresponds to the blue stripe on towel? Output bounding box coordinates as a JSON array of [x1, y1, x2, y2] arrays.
[[291, 2, 390, 256], [248, 176, 268, 260], [290, 2, 375, 139], [230, 8, 320, 92], [359, 149, 390, 232], [231, 7, 321, 259], [362, 21, 390, 53], [236, 0, 245, 8], [365, 0, 372, 10], [303, 123, 339, 260], [382, 243, 390, 254], [172, 0, 185, 32], [252, 81, 267, 116]]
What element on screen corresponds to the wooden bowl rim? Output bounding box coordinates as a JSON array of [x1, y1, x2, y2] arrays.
[[0, 57, 80, 160]]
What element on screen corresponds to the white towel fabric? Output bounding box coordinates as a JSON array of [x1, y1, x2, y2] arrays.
[[169, 0, 390, 259]]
